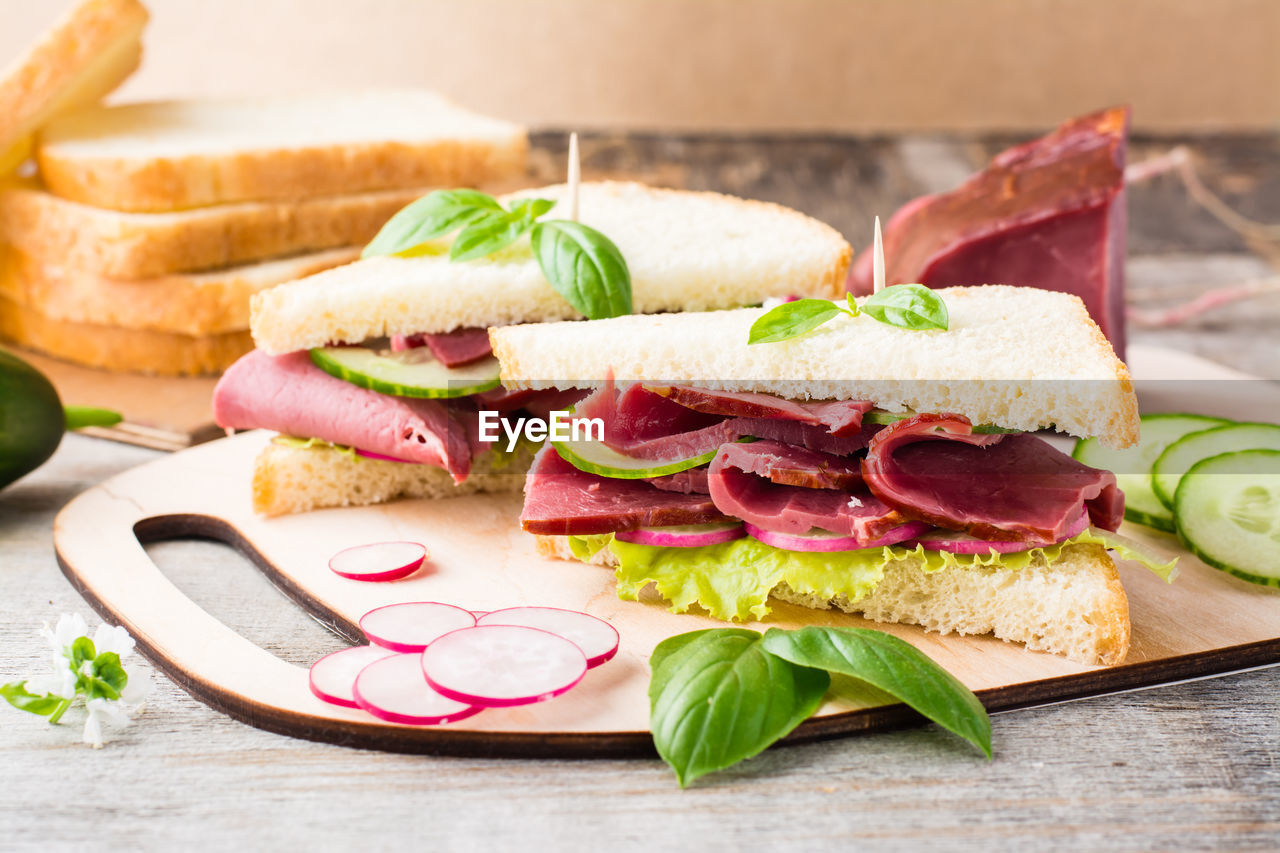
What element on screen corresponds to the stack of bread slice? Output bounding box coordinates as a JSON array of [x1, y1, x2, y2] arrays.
[[0, 0, 527, 375]]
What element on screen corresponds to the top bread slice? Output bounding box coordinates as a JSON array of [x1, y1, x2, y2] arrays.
[[0, 0, 147, 176], [36, 90, 528, 211], [250, 181, 852, 354], [0, 179, 432, 278], [490, 285, 1139, 448]]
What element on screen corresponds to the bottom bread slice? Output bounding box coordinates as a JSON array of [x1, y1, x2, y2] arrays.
[[536, 535, 1130, 666], [252, 440, 534, 516], [0, 295, 251, 375]]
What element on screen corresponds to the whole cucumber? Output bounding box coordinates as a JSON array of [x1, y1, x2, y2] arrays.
[[0, 348, 65, 489]]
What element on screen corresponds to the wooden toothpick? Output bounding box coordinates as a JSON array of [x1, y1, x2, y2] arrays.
[[872, 215, 885, 294], [567, 132, 580, 222]]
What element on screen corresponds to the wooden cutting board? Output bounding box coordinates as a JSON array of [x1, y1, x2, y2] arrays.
[[51, 346, 1280, 758]]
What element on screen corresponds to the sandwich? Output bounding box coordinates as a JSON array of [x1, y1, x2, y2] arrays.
[[213, 181, 852, 515], [488, 285, 1177, 665]]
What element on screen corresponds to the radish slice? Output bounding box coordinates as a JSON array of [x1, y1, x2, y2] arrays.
[[352, 653, 481, 726], [477, 607, 620, 668], [421, 625, 587, 707], [360, 601, 476, 652], [614, 522, 746, 548], [909, 509, 1091, 554], [329, 541, 427, 582], [308, 645, 395, 708], [744, 520, 930, 552], [356, 449, 417, 464]]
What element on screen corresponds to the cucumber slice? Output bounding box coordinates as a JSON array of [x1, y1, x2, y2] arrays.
[[863, 409, 1017, 434], [1152, 422, 1280, 511], [1174, 449, 1280, 587], [309, 346, 500, 399], [551, 438, 717, 479], [1073, 413, 1228, 532]]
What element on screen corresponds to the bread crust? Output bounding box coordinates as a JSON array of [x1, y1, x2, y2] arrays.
[[36, 93, 529, 211], [0, 246, 358, 335], [0, 182, 425, 277], [0, 0, 147, 174], [251, 440, 533, 516], [535, 535, 1131, 665], [0, 296, 250, 375]]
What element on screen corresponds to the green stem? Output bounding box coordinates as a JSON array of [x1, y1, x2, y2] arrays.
[[63, 406, 123, 431], [47, 697, 72, 725]]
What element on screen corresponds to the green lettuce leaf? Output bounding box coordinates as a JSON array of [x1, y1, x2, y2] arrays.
[[271, 435, 358, 461], [580, 525, 1179, 622]]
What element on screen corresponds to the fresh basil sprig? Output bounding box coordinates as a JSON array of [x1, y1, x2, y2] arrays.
[[649, 625, 990, 786], [748, 284, 949, 345], [761, 626, 990, 757], [530, 220, 632, 320], [648, 629, 829, 788], [363, 189, 632, 320]]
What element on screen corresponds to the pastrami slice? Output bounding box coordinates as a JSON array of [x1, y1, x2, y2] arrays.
[[521, 446, 730, 535], [862, 413, 1123, 544], [213, 349, 474, 480]]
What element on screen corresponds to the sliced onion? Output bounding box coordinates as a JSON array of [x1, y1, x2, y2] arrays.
[[909, 509, 1091, 554], [744, 520, 930, 552], [614, 522, 746, 548]]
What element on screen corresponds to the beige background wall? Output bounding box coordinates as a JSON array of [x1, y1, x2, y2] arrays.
[[2, 0, 1277, 133]]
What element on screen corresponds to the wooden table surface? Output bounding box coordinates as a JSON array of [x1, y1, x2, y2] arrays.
[[2, 132, 1278, 851]]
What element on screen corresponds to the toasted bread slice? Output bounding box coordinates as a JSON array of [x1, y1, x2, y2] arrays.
[[0, 181, 428, 277], [0, 246, 358, 336], [0, 0, 147, 176], [538, 535, 1130, 665], [250, 440, 532, 517], [36, 90, 528, 211], [490, 285, 1138, 448], [0, 295, 250, 375], [250, 181, 852, 354]]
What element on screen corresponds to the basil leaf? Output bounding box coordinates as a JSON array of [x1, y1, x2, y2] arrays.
[[860, 283, 949, 331], [530, 220, 632, 319], [362, 189, 502, 258], [449, 209, 535, 262], [70, 636, 96, 669], [747, 299, 842, 345], [761, 626, 990, 757], [508, 197, 555, 224], [0, 681, 63, 716], [845, 292, 860, 315], [648, 628, 829, 787], [89, 652, 129, 700]]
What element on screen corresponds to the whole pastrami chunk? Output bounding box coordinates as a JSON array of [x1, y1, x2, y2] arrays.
[[848, 106, 1129, 356], [861, 413, 1123, 544], [707, 442, 904, 541], [391, 327, 494, 367], [213, 349, 474, 481], [645, 385, 872, 437], [521, 446, 729, 535]]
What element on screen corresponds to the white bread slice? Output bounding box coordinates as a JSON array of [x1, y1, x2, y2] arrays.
[[0, 0, 147, 176], [537, 535, 1130, 666], [251, 440, 532, 517], [491, 285, 1139, 448], [36, 90, 528, 212], [0, 246, 358, 336], [250, 181, 852, 354], [0, 295, 250, 376], [0, 180, 430, 277]]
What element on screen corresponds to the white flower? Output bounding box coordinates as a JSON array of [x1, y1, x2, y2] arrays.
[[24, 668, 76, 700], [83, 697, 133, 749], [91, 624, 135, 661], [42, 613, 89, 656], [847, 496, 863, 509]]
